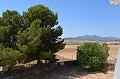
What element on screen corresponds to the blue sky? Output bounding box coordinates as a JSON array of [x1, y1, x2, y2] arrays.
[[0, 0, 120, 38]]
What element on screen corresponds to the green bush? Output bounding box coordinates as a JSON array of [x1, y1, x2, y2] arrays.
[[0, 46, 24, 69], [76, 42, 109, 71]]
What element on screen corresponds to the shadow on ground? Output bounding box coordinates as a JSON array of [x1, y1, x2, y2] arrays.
[[0, 63, 114, 79]]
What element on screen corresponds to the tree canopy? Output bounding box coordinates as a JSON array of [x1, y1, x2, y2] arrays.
[[0, 4, 65, 68]]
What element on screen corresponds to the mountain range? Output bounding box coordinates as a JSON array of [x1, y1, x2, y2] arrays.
[[64, 35, 120, 41]]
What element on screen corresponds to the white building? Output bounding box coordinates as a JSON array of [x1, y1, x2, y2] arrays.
[[109, 0, 120, 4]]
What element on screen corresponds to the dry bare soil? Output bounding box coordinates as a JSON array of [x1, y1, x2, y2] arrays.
[[56, 44, 120, 79], [0, 44, 120, 79]]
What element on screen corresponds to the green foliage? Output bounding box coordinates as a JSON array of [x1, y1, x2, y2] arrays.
[[0, 45, 23, 67], [39, 51, 54, 60], [23, 4, 58, 28], [76, 42, 109, 71], [0, 4, 65, 68], [0, 25, 12, 43], [17, 4, 65, 63], [0, 10, 23, 48]]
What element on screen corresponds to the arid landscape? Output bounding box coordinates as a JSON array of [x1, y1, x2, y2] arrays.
[[56, 41, 120, 79], [0, 1, 120, 79], [0, 41, 120, 79]]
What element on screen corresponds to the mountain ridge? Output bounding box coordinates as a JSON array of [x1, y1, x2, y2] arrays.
[[64, 35, 120, 41]]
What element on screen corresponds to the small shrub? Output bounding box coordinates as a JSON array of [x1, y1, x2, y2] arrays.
[[0, 46, 24, 69], [76, 42, 109, 71]]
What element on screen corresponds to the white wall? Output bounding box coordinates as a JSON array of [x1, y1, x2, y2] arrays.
[[113, 49, 120, 79], [109, 0, 120, 4]]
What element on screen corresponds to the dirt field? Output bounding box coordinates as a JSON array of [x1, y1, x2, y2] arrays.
[[56, 44, 120, 79], [0, 44, 119, 79]]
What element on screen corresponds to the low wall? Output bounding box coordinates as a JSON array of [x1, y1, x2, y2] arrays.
[[113, 48, 120, 79]]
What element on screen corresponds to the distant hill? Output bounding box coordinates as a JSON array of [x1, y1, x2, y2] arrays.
[[64, 35, 120, 41]]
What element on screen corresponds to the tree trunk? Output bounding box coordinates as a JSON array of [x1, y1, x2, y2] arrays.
[[37, 60, 43, 65]]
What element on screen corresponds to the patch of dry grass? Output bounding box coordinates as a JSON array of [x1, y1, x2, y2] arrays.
[[56, 44, 120, 79]]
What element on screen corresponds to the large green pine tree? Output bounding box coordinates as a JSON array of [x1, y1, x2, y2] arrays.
[[0, 4, 65, 67], [17, 4, 65, 64]]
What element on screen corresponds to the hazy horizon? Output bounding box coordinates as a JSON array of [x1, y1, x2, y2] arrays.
[[64, 34, 120, 38], [0, 0, 120, 38]]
